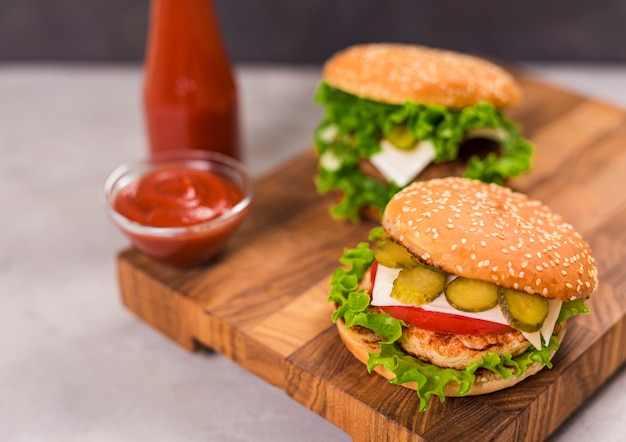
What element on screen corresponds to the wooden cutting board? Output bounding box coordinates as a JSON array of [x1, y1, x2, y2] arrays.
[[117, 76, 626, 442]]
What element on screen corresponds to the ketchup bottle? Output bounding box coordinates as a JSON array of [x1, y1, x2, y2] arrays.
[[143, 0, 240, 159]]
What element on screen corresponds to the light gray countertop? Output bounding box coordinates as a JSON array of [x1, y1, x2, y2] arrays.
[[1, 63, 625, 441]]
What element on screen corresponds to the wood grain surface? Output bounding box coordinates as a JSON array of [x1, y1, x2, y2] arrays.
[[117, 75, 626, 441]]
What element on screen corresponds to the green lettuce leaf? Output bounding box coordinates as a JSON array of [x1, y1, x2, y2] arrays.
[[329, 237, 587, 411], [313, 82, 534, 221], [557, 298, 590, 323]]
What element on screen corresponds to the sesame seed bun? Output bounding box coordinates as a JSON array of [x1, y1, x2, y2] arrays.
[[382, 177, 598, 301], [323, 43, 521, 109], [335, 317, 566, 397]]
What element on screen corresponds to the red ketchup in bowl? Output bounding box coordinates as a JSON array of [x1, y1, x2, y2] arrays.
[[105, 152, 252, 267], [114, 168, 243, 228]]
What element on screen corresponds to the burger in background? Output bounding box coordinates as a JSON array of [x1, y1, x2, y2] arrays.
[[313, 43, 534, 222]]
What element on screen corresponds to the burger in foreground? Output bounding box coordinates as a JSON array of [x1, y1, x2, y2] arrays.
[[329, 177, 597, 410], [314, 43, 534, 221]]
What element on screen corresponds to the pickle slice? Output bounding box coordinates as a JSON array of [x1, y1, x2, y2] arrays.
[[390, 266, 446, 305], [387, 125, 417, 150], [445, 278, 499, 312], [374, 239, 421, 268], [498, 288, 549, 333]]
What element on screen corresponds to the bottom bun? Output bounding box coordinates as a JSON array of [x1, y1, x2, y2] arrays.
[[335, 318, 566, 396]]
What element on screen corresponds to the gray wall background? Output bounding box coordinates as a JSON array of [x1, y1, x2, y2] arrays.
[[1, 0, 625, 63]]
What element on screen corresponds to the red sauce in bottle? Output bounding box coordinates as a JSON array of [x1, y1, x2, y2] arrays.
[[112, 166, 249, 267], [143, 0, 239, 158]]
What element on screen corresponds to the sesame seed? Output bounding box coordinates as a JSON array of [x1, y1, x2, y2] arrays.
[[501, 248, 508, 254], [446, 223, 455, 229], [519, 271, 524, 278], [456, 264, 463, 273], [561, 270, 568, 276], [480, 241, 487, 247], [461, 238, 467, 245], [451, 244, 457, 251], [521, 261, 528, 268]]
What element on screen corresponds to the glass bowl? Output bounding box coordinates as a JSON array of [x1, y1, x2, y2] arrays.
[[103, 150, 253, 267]]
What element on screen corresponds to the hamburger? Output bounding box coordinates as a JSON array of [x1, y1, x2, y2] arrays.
[[329, 177, 597, 410], [313, 43, 534, 222]]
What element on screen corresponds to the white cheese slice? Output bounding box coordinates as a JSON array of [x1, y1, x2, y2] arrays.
[[369, 139, 436, 187], [319, 151, 341, 171], [541, 299, 563, 345], [318, 124, 338, 143], [371, 264, 560, 349], [522, 330, 543, 351]]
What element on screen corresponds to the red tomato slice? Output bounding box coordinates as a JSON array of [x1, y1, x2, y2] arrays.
[[380, 305, 515, 335], [370, 260, 378, 283], [369, 261, 514, 335]]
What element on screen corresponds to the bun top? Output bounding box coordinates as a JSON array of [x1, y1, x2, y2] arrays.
[[382, 178, 598, 301], [323, 43, 521, 109]]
